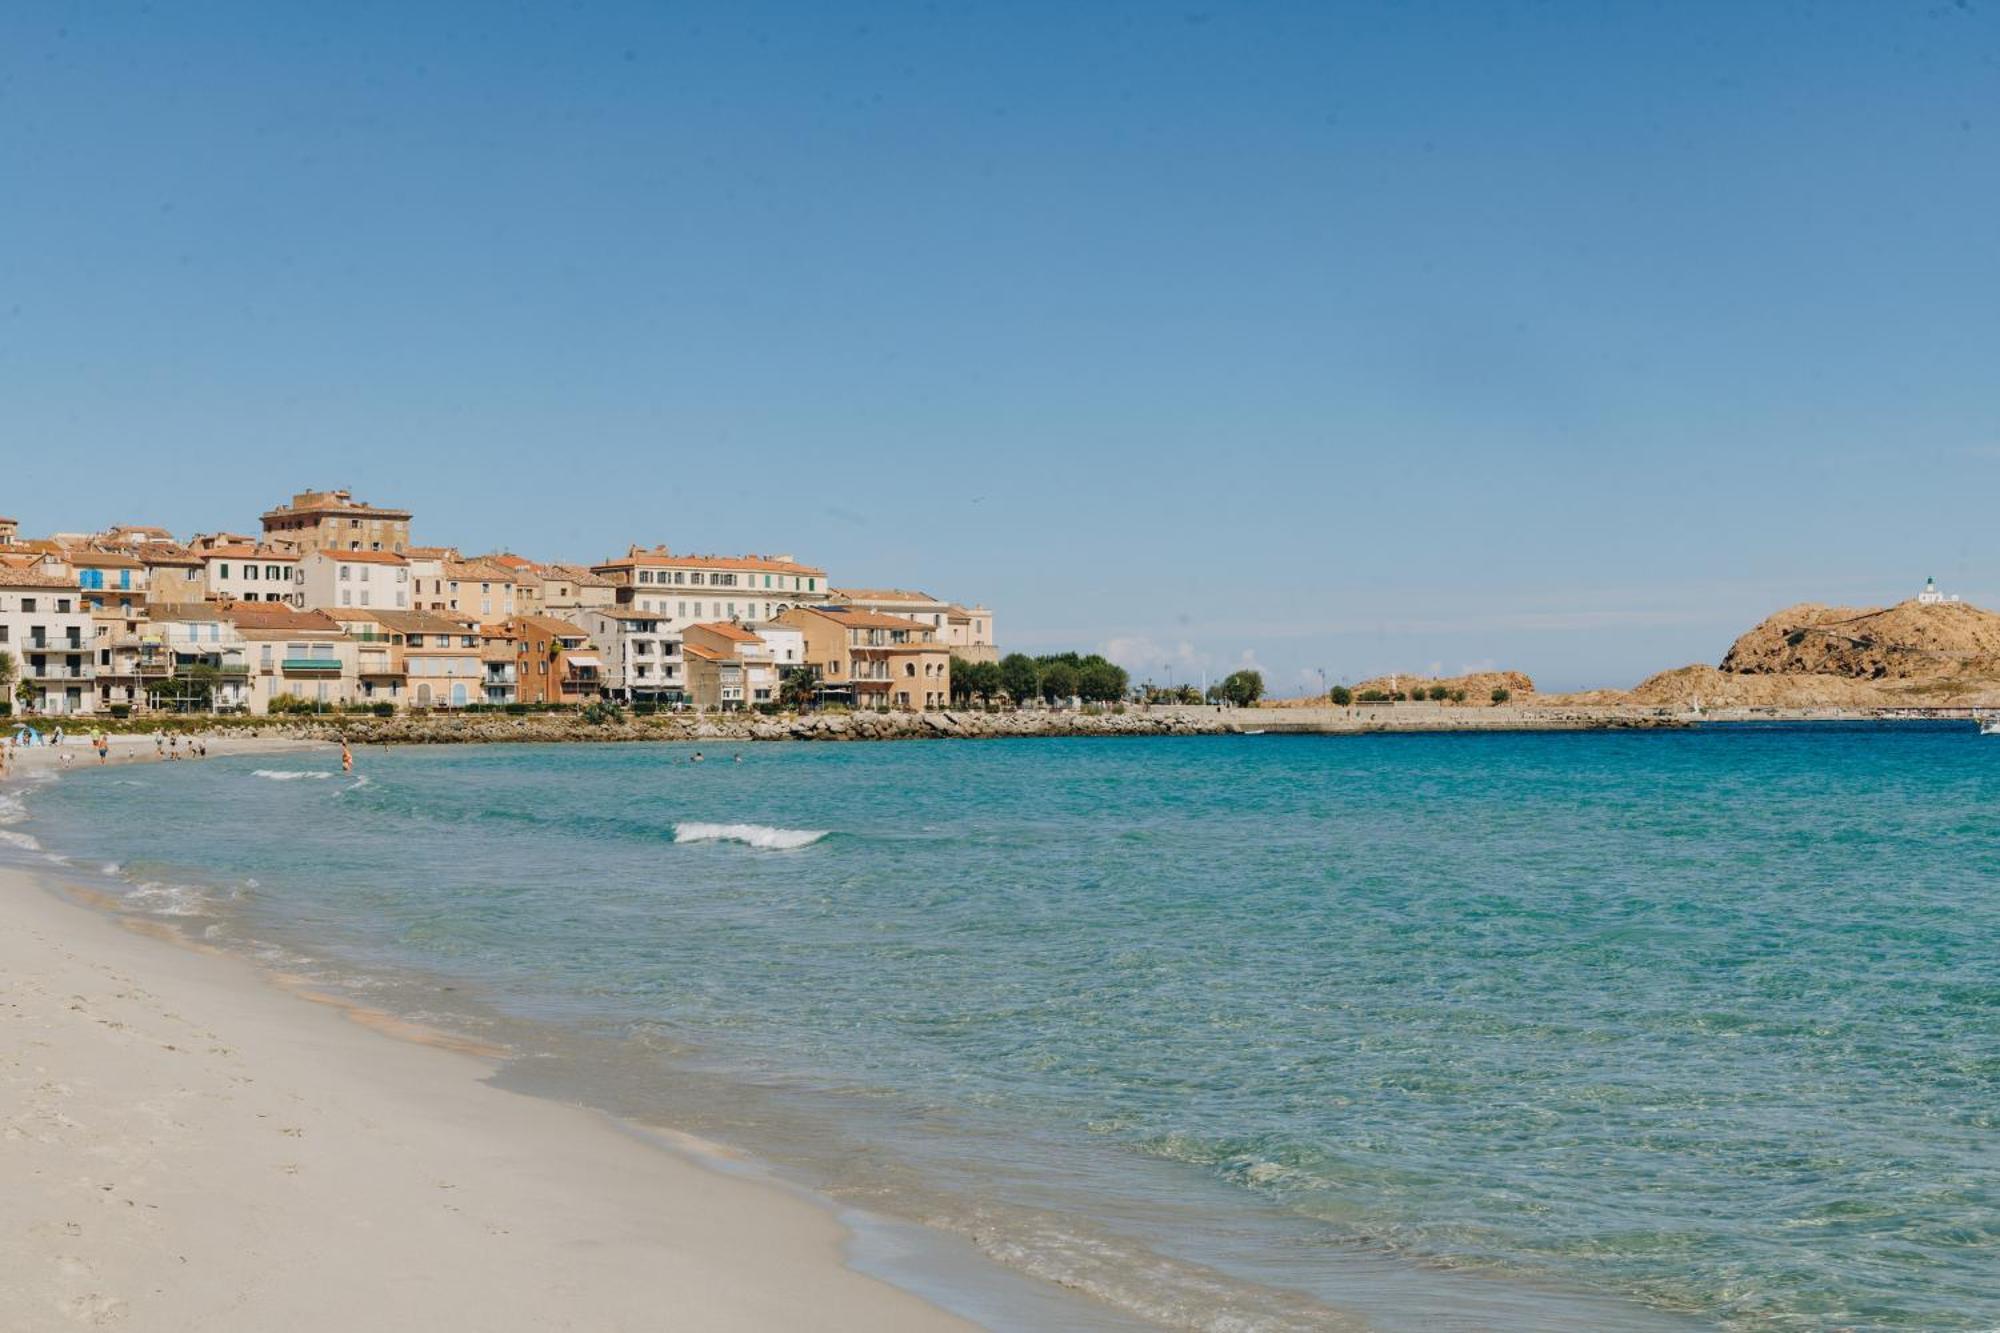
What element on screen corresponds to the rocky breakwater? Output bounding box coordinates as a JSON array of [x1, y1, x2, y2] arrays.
[[263, 707, 1235, 746]]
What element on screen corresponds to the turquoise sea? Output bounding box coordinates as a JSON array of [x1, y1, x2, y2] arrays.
[[7, 727, 1998, 1330]]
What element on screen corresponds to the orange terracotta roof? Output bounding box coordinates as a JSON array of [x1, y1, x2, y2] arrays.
[[509, 615, 591, 640], [596, 548, 825, 577], [445, 559, 515, 582], [0, 568, 77, 590], [331, 609, 470, 636], [217, 602, 344, 632], [689, 621, 759, 642], [681, 643, 726, 661], [832, 587, 936, 603], [202, 543, 298, 561], [542, 562, 614, 587], [71, 548, 144, 568], [799, 607, 931, 632]]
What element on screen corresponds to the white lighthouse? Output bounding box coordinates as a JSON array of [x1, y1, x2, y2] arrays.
[[1917, 576, 1958, 606]]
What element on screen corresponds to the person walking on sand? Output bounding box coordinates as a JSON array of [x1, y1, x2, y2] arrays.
[[95, 731, 109, 765], [154, 731, 164, 758]]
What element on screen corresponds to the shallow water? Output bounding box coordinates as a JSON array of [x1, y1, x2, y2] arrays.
[[13, 728, 2000, 1330]]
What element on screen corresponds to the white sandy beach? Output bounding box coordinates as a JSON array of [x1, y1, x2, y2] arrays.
[[0, 740, 971, 1332]]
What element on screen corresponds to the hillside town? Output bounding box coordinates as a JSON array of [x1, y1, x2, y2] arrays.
[[0, 490, 999, 717]]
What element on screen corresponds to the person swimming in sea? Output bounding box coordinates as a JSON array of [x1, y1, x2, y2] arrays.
[[341, 739, 354, 774], [691, 751, 704, 763]]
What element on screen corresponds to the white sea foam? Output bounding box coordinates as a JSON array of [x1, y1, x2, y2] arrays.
[[672, 822, 828, 851], [0, 828, 42, 853], [127, 880, 208, 916], [252, 769, 337, 782]]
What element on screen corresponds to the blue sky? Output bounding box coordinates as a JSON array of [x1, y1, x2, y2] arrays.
[[4, 2, 1997, 692]]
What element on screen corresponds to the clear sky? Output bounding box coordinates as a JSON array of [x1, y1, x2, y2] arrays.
[[5, 2, 1997, 692]]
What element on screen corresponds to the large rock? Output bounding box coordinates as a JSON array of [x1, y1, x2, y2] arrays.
[[1720, 600, 2000, 682]]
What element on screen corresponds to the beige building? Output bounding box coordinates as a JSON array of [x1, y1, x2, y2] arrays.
[[140, 546, 206, 605], [592, 546, 827, 627], [535, 562, 617, 615], [297, 549, 412, 612], [331, 609, 486, 709], [682, 621, 778, 711], [442, 558, 519, 621], [223, 603, 363, 713], [478, 625, 519, 704], [831, 588, 997, 662], [261, 489, 412, 555], [775, 606, 951, 712]]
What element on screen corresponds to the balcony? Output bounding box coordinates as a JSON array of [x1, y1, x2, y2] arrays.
[[281, 658, 342, 674]]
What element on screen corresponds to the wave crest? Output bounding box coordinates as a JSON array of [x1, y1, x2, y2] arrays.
[[672, 822, 828, 851], [253, 769, 337, 782]]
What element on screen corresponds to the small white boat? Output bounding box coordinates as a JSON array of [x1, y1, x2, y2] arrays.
[[1981, 719, 2000, 736], [1241, 729, 1267, 735]]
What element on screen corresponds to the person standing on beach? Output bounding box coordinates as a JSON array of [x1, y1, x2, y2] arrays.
[[154, 732, 164, 758], [95, 731, 109, 765]]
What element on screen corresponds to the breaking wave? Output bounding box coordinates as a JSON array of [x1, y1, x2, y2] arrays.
[[253, 769, 337, 782], [672, 822, 828, 851]]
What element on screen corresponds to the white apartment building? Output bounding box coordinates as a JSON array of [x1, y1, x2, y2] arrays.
[[296, 549, 411, 612], [0, 569, 95, 715], [101, 605, 254, 714], [591, 546, 827, 629], [566, 607, 684, 704]]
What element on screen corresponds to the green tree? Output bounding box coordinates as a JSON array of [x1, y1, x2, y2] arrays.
[[1076, 655, 1128, 703], [1218, 669, 1264, 707], [1490, 686, 1512, 705], [0, 650, 14, 713], [968, 660, 1003, 703], [779, 666, 817, 710], [1328, 684, 1353, 706], [1427, 685, 1449, 702], [147, 663, 221, 713], [1040, 660, 1081, 702], [949, 656, 977, 703], [998, 653, 1040, 705]]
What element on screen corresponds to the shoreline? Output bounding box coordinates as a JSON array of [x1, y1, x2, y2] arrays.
[[18, 701, 1988, 751], [0, 751, 1129, 1332]]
